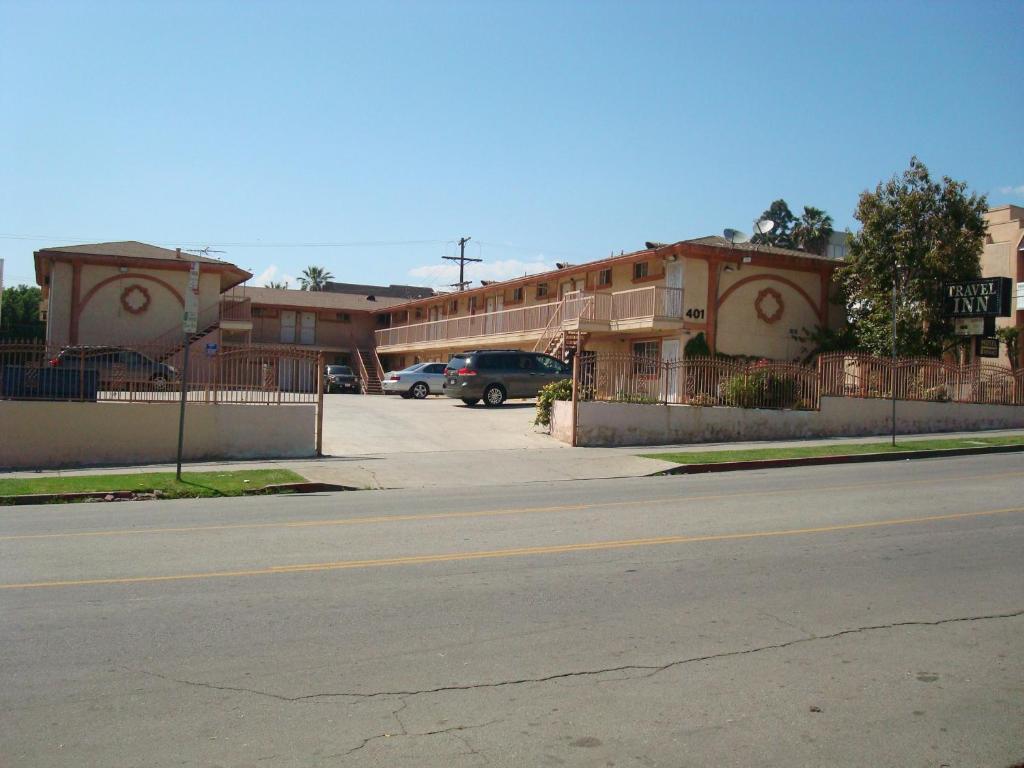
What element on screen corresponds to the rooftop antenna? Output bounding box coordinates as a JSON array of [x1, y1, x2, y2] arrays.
[[723, 228, 750, 246], [184, 246, 226, 258]]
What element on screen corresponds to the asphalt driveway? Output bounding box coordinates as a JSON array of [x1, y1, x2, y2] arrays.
[[321, 392, 557, 456]]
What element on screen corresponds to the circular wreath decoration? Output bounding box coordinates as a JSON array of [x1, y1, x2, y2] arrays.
[[120, 284, 152, 315], [754, 287, 784, 324]]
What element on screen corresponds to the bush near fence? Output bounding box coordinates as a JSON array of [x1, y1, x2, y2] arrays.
[[577, 352, 1024, 411]]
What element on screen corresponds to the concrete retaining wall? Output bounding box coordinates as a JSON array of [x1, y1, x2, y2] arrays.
[[0, 401, 315, 469], [550, 397, 1024, 447]]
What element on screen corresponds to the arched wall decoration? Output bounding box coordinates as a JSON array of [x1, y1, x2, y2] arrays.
[[716, 274, 819, 319], [754, 287, 784, 324], [77, 272, 185, 315], [120, 284, 152, 315]]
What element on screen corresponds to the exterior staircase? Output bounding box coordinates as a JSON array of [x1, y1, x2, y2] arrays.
[[356, 347, 384, 395], [544, 330, 582, 361]]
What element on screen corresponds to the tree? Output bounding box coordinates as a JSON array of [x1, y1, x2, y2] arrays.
[[791, 206, 834, 256], [837, 157, 988, 357], [0, 284, 46, 339], [297, 266, 334, 291], [750, 199, 796, 249], [266, 280, 290, 290], [996, 326, 1020, 372]]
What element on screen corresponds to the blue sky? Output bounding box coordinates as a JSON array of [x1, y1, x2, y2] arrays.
[[2, 0, 1021, 291]]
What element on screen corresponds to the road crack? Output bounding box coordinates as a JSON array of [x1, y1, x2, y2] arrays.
[[129, 609, 1023, 703], [343, 718, 501, 756]]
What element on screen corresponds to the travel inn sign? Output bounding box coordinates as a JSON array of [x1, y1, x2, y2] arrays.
[[943, 277, 1013, 317]]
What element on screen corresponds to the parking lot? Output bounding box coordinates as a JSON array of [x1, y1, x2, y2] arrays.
[[320, 392, 558, 456]]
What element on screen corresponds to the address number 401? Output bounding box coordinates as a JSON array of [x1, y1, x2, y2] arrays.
[[685, 308, 705, 320]]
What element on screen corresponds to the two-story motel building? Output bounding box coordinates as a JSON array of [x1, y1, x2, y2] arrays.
[[373, 236, 846, 370]]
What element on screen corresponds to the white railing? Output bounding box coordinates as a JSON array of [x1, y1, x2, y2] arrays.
[[375, 287, 685, 348], [376, 300, 561, 347]]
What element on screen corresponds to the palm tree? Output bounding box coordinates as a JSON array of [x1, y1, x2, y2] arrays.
[[266, 280, 289, 289], [298, 266, 334, 291], [791, 206, 834, 256]]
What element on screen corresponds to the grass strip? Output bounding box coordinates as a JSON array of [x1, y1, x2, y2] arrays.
[[0, 469, 307, 501], [640, 436, 1024, 465]]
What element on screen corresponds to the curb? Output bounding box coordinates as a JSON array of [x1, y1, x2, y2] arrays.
[[651, 443, 1024, 476], [0, 482, 357, 506]]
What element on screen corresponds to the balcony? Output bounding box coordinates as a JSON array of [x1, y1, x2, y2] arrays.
[[219, 296, 252, 331], [374, 286, 684, 352]]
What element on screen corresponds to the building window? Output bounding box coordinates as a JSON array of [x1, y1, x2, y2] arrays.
[[336, 312, 351, 323], [598, 268, 612, 287], [449, 299, 458, 313], [252, 307, 264, 318], [512, 286, 524, 302], [415, 308, 423, 320], [536, 283, 549, 299], [632, 340, 659, 377], [633, 262, 649, 280]]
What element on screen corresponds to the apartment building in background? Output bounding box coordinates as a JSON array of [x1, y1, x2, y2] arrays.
[[373, 236, 846, 371]]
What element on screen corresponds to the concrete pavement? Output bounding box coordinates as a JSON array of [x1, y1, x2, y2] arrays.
[[2, 454, 1023, 766]]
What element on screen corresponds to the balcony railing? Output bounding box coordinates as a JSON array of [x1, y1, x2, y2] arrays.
[[220, 296, 252, 323], [375, 286, 685, 349]]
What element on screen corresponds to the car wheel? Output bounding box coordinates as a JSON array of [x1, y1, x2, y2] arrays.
[[151, 374, 168, 391], [483, 384, 506, 407], [410, 382, 429, 399], [461, 397, 480, 406]]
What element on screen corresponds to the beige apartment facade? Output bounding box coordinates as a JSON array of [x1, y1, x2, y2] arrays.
[[374, 237, 844, 369], [34, 241, 252, 352], [980, 205, 1024, 368]]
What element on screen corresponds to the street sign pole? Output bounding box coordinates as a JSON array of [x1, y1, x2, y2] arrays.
[[176, 253, 200, 481]]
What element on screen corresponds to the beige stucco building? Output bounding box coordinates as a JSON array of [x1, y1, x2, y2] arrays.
[[373, 237, 845, 370], [34, 241, 252, 354], [980, 205, 1024, 368]]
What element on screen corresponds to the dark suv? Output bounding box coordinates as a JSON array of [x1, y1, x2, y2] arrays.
[[443, 349, 570, 406]]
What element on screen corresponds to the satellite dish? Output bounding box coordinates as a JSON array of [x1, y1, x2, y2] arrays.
[[723, 228, 750, 245], [754, 219, 775, 236]]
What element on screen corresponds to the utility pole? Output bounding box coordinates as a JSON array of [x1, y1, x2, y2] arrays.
[[443, 236, 481, 291]]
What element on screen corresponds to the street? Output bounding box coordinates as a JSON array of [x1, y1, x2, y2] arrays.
[[2, 454, 1022, 767]]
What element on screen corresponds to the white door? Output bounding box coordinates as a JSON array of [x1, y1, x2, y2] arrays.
[[662, 338, 682, 403], [300, 312, 316, 345], [665, 262, 684, 317], [280, 311, 296, 343], [560, 280, 573, 298]]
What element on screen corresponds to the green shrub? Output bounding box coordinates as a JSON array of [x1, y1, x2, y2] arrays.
[[721, 370, 799, 409], [534, 378, 573, 426], [684, 332, 711, 358]]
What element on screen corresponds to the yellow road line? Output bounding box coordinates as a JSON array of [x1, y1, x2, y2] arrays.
[[3, 469, 1023, 543], [2, 506, 1021, 591]]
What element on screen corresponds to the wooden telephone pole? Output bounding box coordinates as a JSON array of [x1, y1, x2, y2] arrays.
[[443, 236, 481, 291]]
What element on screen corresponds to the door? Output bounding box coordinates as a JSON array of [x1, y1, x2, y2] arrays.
[[664, 262, 684, 317], [299, 312, 316, 345], [662, 338, 681, 403], [280, 311, 296, 343], [485, 297, 495, 333]]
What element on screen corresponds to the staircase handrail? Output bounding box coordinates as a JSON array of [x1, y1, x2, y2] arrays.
[[532, 298, 565, 353], [354, 349, 371, 393], [370, 347, 385, 381], [140, 301, 222, 357]]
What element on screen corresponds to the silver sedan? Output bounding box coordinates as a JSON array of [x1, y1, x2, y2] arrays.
[[382, 362, 447, 399]]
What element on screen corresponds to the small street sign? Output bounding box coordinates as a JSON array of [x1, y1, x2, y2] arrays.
[[205, 342, 218, 357], [183, 259, 200, 334]]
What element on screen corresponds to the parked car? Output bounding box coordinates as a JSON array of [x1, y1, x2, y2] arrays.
[[382, 362, 447, 399], [49, 346, 178, 390], [443, 349, 571, 406], [323, 364, 361, 394]]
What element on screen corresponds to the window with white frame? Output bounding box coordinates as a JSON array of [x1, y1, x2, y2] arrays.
[[633, 262, 649, 280], [598, 268, 612, 287]]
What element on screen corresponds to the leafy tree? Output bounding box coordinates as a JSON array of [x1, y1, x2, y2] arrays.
[[266, 280, 290, 289], [298, 266, 334, 291], [791, 206, 834, 256], [0, 284, 46, 339], [837, 157, 987, 357], [996, 326, 1020, 371], [751, 199, 796, 249]]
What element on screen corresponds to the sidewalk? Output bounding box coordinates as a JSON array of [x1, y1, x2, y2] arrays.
[[5, 428, 1024, 490]]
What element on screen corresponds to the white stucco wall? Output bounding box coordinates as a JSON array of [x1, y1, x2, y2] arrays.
[[0, 401, 315, 469], [552, 397, 1024, 447]]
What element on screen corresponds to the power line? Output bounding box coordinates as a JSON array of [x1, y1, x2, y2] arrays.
[[0, 234, 448, 249], [442, 236, 481, 291]]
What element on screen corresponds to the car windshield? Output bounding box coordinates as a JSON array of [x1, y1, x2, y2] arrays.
[[327, 366, 353, 375], [445, 356, 469, 371], [401, 363, 428, 373]]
